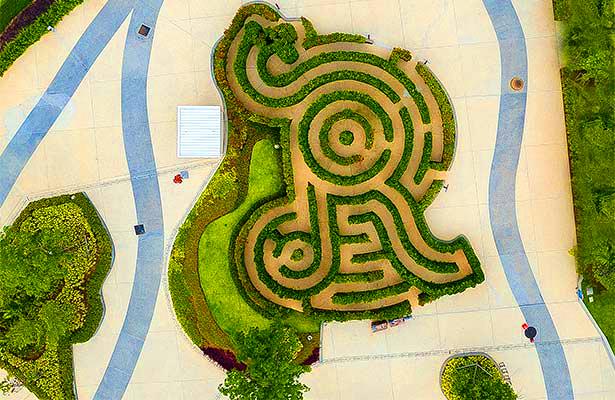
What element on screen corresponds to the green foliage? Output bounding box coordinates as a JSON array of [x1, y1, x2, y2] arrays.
[[338, 130, 354, 146], [441, 355, 517, 400], [200, 139, 318, 340], [219, 325, 310, 400], [333, 270, 384, 283], [301, 17, 367, 49], [552, 0, 570, 20], [414, 132, 433, 184], [0, 0, 32, 33], [416, 63, 456, 169], [560, 0, 615, 291], [172, 2, 479, 366], [290, 248, 304, 262], [303, 299, 412, 322], [0, 0, 85, 76], [298, 90, 393, 186], [331, 282, 412, 305], [0, 194, 111, 400]]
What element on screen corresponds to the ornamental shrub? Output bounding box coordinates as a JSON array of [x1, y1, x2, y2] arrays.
[[0, 0, 86, 76], [440, 355, 517, 400], [0, 193, 112, 400]]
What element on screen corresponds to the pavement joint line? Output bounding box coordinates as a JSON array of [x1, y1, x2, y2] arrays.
[[17, 159, 218, 200], [320, 336, 603, 365]]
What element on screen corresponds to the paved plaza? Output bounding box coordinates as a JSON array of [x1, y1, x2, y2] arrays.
[[0, 0, 613, 399]]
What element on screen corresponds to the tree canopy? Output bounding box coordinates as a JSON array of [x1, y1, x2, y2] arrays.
[[441, 355, 517, 400], [219, 324, 310, 400], [560, 0, 615, 289]]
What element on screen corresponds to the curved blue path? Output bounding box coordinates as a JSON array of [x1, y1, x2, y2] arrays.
[[0, 0, 133, 205], [0, 1, 166, 399], [93, 0, 165, 398], [483, 0, 574, 398]]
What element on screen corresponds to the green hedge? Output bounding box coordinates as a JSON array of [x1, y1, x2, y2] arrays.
[[331, 282, 412, 305], [416, 63, 456, 169], [298, 90, 393, 186], [0, 0, 32, 33], [552, 0, 570, 20], [171, 1, 482, 354], [319, 109, 373, 166], [414, 132, 433, 184], [333, 270, 384, 283], [0, 0, 85, 76], [302, 299, 412, 322], [300, 17, 367, 49]]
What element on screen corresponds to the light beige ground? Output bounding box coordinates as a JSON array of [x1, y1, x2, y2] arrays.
[[0, 0, 612, 399]]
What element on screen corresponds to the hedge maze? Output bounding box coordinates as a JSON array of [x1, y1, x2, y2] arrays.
[[215, 5, 484, 321]]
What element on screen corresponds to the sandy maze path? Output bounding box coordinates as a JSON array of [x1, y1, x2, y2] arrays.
[[222, 10, 483, 315]]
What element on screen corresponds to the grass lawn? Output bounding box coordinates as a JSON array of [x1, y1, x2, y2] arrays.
[[583, 284, 615, 352], [0, 0, 31, 32], [199, 139, 319, 341]]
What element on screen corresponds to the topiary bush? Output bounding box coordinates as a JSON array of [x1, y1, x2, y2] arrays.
[[440, 354, 517, 400]]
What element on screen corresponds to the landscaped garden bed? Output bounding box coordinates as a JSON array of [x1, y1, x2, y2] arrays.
[[0, 0, 86, 76], [169, 2, 484, 369], [0, 193, 112, 399], [440, 353, 517, 399], [556, 0, 615, 352]]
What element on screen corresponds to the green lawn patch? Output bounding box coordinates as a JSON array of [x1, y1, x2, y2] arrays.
[[583, 284, 615, 351], [199, 139, 319, 340]]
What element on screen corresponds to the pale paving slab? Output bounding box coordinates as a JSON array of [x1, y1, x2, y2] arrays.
[[74, 164, 223, 399], [0, 0, 612, 398]]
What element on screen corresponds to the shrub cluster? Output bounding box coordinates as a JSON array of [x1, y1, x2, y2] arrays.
[[0, 193, 112, 400], [416, 63, 456, 169], [559, 0, 615, 291], [0, 0, 85, 76], [440, 354, 517, 400], [331, 282, 412, 305], [300, 17, 367, 49]]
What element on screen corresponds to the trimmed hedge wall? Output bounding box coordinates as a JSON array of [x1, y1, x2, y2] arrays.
[[331, 282, 412, 305], [0, 0, 32, 33], [300, 17, 367, 49], [416, 63, 456, 170]]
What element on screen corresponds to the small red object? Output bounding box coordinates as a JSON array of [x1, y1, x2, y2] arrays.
[[522, 323, 529, 330], [530, 338, 535, 343], [173, 174, 183, 184]]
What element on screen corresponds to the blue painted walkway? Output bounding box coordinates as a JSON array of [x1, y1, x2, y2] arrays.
[[0, 0, 166, 399], [483, 0, 574, 398], [93, 0, 165, 398], [0, 0, 133, 206]]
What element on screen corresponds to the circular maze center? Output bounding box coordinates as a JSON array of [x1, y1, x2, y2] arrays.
[[339, 130, 355, 146]]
